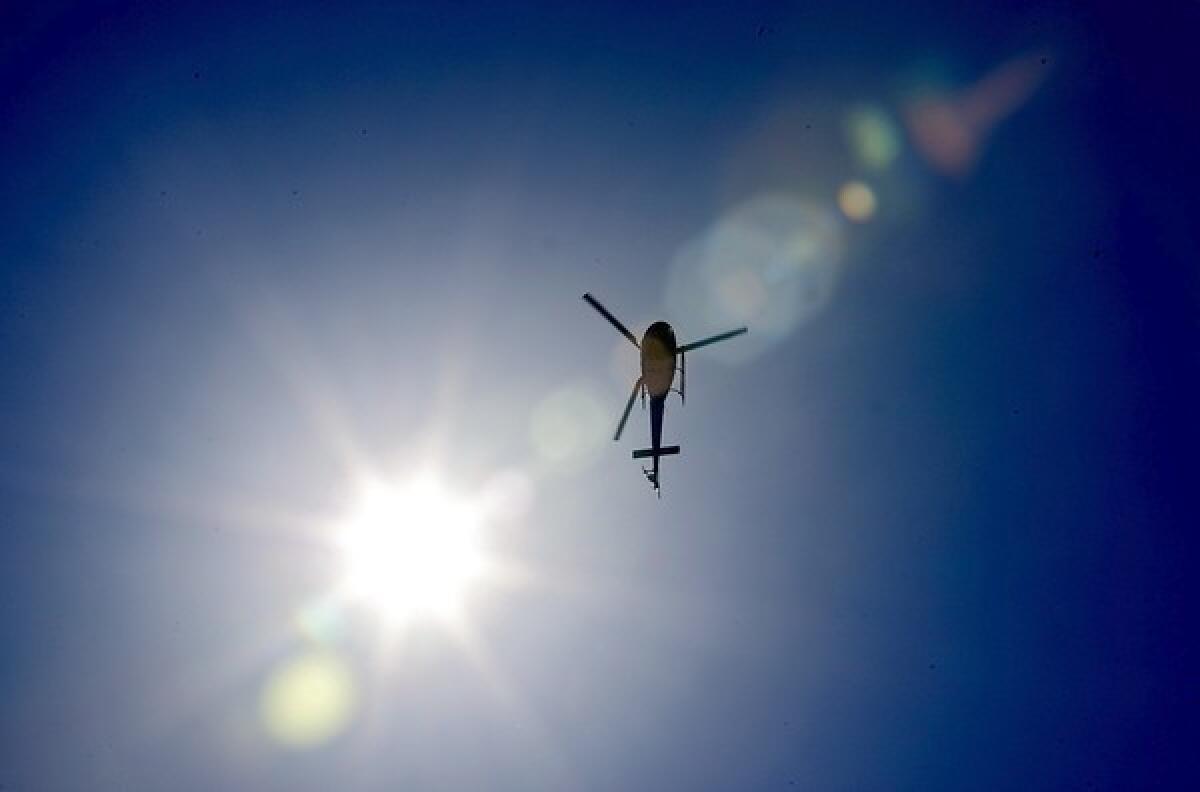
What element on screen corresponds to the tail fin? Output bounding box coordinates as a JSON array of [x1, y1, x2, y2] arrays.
[[632, 446, 680, 459]]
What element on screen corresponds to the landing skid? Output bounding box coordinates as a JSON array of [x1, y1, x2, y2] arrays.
[[642, 466, 661, 498]]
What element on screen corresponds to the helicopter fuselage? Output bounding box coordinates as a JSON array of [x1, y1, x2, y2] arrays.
[[640, 321, 677, 398]]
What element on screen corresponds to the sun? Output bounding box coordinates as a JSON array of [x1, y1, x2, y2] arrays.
[[336, 474, 486, 626]]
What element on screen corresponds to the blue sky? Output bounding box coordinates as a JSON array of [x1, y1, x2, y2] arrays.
[[1, 2, 1197, 789]]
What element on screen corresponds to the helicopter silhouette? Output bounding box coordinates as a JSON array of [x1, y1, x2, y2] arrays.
[[582, 293, 747, 496]]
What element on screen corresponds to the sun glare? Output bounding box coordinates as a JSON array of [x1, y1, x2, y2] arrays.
[[337, 476, 485, 626]]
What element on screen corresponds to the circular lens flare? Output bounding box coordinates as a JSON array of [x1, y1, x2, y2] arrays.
[[260, 651, 356, 749], [665, 194, 843, 363], [838, 181, 877, 222], [845, 105, 901, 170], [529, 384, 608, 471]]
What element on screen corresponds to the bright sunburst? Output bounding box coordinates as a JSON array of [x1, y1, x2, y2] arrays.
[[337, 474, 486, 626]]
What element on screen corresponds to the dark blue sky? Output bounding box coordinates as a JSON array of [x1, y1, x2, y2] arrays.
[[2, 2, 1197, 789]]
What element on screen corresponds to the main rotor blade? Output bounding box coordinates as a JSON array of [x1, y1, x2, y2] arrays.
[[583, 293, 639, 348], [679, 326, 748, 353], [614, 379, 641, 442]]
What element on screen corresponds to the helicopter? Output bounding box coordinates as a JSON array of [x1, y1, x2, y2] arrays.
[[582, 293, 747, 496]]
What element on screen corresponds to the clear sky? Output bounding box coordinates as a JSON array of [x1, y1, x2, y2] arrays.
[[1, 2, 1197, 789]]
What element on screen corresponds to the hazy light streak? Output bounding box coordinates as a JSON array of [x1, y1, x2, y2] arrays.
[[241, 298, 374, 477], [445, 620, 577, 788], [905, 51, 1051, 177]]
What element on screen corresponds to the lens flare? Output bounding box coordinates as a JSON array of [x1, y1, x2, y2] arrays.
[[904, 51, 1050, 177], [665, 194, 843, 362], [838, 181, 877, 222], [530, 384, 608, 470], [845, 106, 901, 170], [259, 651, 356, 749]]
